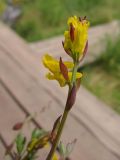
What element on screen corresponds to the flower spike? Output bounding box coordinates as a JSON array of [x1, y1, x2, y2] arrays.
[[63, 16, 90, 61]]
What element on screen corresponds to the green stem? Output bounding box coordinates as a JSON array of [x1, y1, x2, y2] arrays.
[[46, 62, 78, 160], [46, 110, 69, 160], [71, 62, 78, 88]]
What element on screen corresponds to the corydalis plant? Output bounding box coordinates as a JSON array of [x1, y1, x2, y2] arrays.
[[5, 16, 89, 160], [5, 118, 59, 160], [43, 16, 90, 160]]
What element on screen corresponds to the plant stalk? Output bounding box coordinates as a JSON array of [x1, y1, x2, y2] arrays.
[[71, 62, 78, 87], [46, 110, 69, 160], [46, 62, 78, 160]]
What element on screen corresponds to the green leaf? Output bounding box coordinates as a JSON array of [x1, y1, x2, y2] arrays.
[[58, 141, 66, 157], [31, 128, 46, 139], [66, 139, 77, 156], [16, 133, 26, 154]]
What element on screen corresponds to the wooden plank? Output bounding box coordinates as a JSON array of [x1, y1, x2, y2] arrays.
[[0, 82, 50, 160], [0, 82, 26, 144], [0, 21, 120, 157], [0, 42, 119, 159]]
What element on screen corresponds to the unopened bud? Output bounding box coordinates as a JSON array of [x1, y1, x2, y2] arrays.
[[51, 116, 61, 142], [13, 122, 23, 130], [65, 85, 77, 111], [70, 23, 75, 42], [59, 57, 69, 81]]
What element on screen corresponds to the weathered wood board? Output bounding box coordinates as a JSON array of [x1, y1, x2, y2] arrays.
[[0, 21, 120, 160]]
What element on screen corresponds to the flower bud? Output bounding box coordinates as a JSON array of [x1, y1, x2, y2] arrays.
[[51, 116, 61, 142], [70, 23, 75, 42], [65, 85, 77, 111], [59, 57, 69, 81], [63, 16, 89, 61], [13, 122, 23, 130]]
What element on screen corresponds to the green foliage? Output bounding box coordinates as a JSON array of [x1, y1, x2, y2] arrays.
[[31, 128, 46, 139], [58, 139, 77, 158], [13, 0, 120, 41], [58, 141, 66, 157], [97, 38, 120, 78], [82, 37, 120, 113], [0, 1, 6, 14], [16, 133, 26, 154]]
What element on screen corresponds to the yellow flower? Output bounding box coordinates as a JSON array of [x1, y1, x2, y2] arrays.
[[27, 138, 38, 152], [52, 153, 59, 160], [63, 16, 89, 61], [27, 135, 50, 152], [43, 54, 82, 87], [45, 143, 59, 160]]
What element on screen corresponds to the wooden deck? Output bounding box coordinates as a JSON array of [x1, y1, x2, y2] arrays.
[[0, 21, 120, 160]]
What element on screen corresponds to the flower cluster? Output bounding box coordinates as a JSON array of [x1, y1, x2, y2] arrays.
[[63, 16, 89, 62], [43, 54, 82, 87], [43, 16, 89, 88]]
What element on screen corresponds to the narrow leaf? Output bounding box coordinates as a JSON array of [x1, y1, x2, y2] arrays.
[[32, 128, 46, 139], [16, 134, 26, 154], [51, 116, 61, 141], [58, 141, 66, 157], [66, 85, 77, 111], [66, 139, 77, 156]]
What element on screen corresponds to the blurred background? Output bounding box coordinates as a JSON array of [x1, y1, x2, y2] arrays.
[[0, 0, 120, 41], [0, 0, 120, 114], [0, 1, 120, 159]]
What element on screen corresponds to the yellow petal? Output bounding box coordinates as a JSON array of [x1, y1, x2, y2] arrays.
[[43, 54, 74, 74], [46, 71, 82, 87], [44, 143, 59, 160], [68, 72, 83, 81], [46, 72, 66, 87], [52, 153, 59, 160], [27, 138, 38, 152], [43, 54, 59, 73]]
